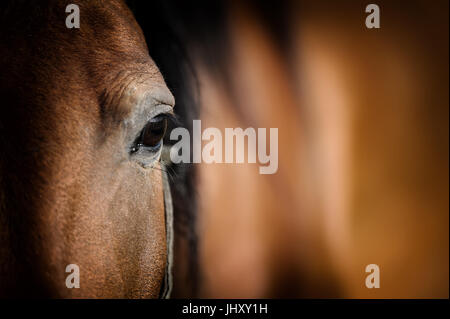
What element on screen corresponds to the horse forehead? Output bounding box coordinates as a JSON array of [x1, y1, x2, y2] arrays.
[[76, 0, 149, 58], [61, 1, 172, 116]]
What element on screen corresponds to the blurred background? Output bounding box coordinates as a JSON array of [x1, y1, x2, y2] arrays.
[[134, 0, 449, 298]]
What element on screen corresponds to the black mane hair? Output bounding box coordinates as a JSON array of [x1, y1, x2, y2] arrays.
[[126, 0, 230, 296]]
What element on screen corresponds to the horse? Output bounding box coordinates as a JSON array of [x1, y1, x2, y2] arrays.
[[0, 0, 191, 298], [1, 0, 448, 299]]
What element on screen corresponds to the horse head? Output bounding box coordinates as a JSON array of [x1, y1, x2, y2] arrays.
[[0, 0, 174, 298]]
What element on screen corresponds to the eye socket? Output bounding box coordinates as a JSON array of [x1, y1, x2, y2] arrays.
[[131, 114, 168, 154], [140, 115, 168, 148]]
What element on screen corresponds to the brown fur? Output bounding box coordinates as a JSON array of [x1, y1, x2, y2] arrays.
[[0, 0, 173, 297]]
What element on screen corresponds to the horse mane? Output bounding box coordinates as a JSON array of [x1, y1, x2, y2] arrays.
[[126, 0, 225, 297], [126, 0, 232, 296]]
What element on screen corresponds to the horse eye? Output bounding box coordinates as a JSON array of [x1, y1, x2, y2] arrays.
[[140, 115, 168, 148]]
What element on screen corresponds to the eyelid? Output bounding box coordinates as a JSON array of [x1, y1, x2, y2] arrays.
[[142, 103, 174, 123], [152, 111, 177, 124]]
